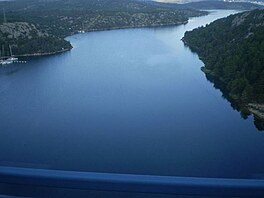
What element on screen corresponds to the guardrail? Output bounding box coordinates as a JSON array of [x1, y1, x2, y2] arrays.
[[0, 166, 264, 197]]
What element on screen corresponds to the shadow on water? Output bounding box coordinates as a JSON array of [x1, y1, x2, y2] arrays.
[[184, 39, 264, 132], [204, 73, 264, 131]]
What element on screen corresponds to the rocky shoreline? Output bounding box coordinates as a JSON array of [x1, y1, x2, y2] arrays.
[[248, 104, 264, 120], [203, 66, 264, 126], [201, 67, 264, 121]]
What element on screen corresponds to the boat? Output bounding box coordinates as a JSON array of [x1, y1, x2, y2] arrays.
[[0, 45, 18, 65], [1, 59, 12, 65], [7, 45, 18, 61], [6, 57, 18, 62]]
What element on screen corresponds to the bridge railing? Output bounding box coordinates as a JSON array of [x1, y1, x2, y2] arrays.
[[0, 166, 264, 197]]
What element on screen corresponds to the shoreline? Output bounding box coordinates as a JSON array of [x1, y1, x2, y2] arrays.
[[203, 65, 264, 121], [201, 67, 264, 120], [74, 21, 189, 34], [11, 21, 189, 58], [12, 48, 72, 58], [182, 38, 264, 122]]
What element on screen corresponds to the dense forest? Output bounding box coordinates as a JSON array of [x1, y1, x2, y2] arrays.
[[183, 9, 264, 130], [0, 0, 207, 56]]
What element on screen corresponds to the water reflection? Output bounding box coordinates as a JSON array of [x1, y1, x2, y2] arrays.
[[203, 73, 264, 131]]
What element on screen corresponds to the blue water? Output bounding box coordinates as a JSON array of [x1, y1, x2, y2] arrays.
[[0, 10, 263, 179]]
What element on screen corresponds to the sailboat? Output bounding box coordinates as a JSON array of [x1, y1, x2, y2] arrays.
[[6, 45, 18, 62], [0, 45, 7, 65], [0, 45, 18, 65], [0, 10, 18, 65]]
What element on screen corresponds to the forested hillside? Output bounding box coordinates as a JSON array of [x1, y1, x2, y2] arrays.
[[0, 22, 72, 56], [1, 0, 262, 57], [0, 0, 206, 56], [183, 9, 264, 129]]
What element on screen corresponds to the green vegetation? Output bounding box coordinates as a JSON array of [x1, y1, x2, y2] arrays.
[[0, 22, 72, 56], [1, 0, 261, 57], [0, 0, 207, 56], [183, 9, 264, 130]]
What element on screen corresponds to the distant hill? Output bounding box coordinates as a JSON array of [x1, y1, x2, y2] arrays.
[[183, 9, 264, 130], [155, 0, 264, 5], [181, 1, 264, 9], [155, 0, 217, 3], [147, 0, 263, 10]]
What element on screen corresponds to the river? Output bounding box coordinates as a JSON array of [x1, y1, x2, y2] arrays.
[[0, 10, 263, 181]]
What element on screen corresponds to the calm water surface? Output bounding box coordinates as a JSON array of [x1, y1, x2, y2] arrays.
[[0, 10, 263, 179]]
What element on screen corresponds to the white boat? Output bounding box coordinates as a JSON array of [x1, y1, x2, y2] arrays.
[[1, 59, 13, 65], [0, 46, 18, 65], [8, 45, 18, 62], [6, 57, 18, 61]]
